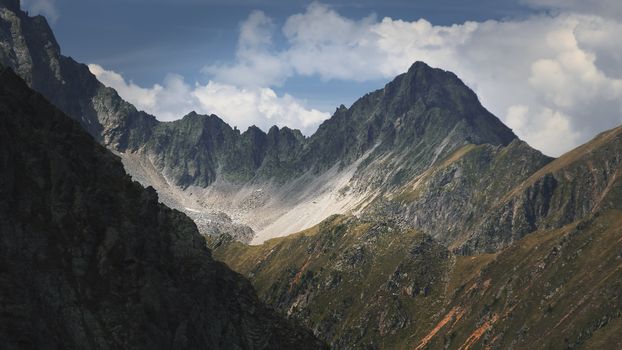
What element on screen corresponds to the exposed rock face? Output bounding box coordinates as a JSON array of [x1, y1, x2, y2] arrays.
[[133, 60, 518, 189], [123, 61, 535, 244], [115, 64, 547, 246], [139, 112, 307, 187], [103, 60, 520, 193], [369, 123, 622, 255], [306, 61, 516, 174], [0, 2, 546, 247], [0, 66, 325, 349], [369, 140, 552, 249]]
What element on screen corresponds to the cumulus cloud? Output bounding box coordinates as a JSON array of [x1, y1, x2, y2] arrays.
[[505, 105, 580, 156], [204, 10, 291, 87], [88, 64, 327, 133], [203, 2, 622, 156], [22, 0, 59, 23]]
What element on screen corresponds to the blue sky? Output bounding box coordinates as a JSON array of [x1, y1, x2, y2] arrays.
[[23, 0, 622, 156], [49, 0, 534, 84]]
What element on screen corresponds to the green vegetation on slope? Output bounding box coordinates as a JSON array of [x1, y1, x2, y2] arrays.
[[212, 210, 622, 349], [423, 209, 622, 349], [211, 216, 452, 349]]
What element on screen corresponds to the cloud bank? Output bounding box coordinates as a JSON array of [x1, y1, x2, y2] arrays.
[[91, 2, 622, 156]]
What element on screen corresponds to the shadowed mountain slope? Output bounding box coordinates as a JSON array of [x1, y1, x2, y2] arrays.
[[0, 65, 325, 349]]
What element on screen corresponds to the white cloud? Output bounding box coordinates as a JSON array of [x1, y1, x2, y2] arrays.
[[22, 0, 59, 23], [203, 2, 622, 156], [506, 104, 580, 156], [203, 10, 291, 87], [88, 64, 327, 134]]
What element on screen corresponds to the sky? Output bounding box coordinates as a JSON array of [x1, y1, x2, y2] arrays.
[[22, 0, 622, 156]]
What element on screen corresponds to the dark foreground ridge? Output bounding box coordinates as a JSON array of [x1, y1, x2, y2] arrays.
[[0, 66, 325, 349]]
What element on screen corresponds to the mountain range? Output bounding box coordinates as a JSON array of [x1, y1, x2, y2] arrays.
[[0, 0, 536, 247], [1, 1, 622, 349]]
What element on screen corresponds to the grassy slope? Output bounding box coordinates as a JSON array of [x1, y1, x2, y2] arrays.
[[503, 125, 622, 202], [212, 123, 622, 348], [424, 209, 622, 349], [212, 216, 452, 349], [212, 210, 622, 349]]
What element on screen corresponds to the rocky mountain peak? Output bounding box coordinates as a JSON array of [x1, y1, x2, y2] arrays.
[[0, 6, 544, 246], [386, 60, 516, 145], [303, 60, 518, 180]]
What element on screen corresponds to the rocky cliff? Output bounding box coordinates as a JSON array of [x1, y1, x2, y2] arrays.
[[0, 65, 324, 349]]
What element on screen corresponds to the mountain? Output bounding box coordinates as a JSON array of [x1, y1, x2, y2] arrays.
[[211, 209, 622, 349], [0, 2, 551, 247], [0, 65, 325, 349], [120, 61, 537, 245], [1, 0, 253, 239], [368, 139, 552, 252], [0, 0, 156, 145]]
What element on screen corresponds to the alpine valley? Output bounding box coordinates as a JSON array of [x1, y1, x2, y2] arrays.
[[1, 0, 621, 349]]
